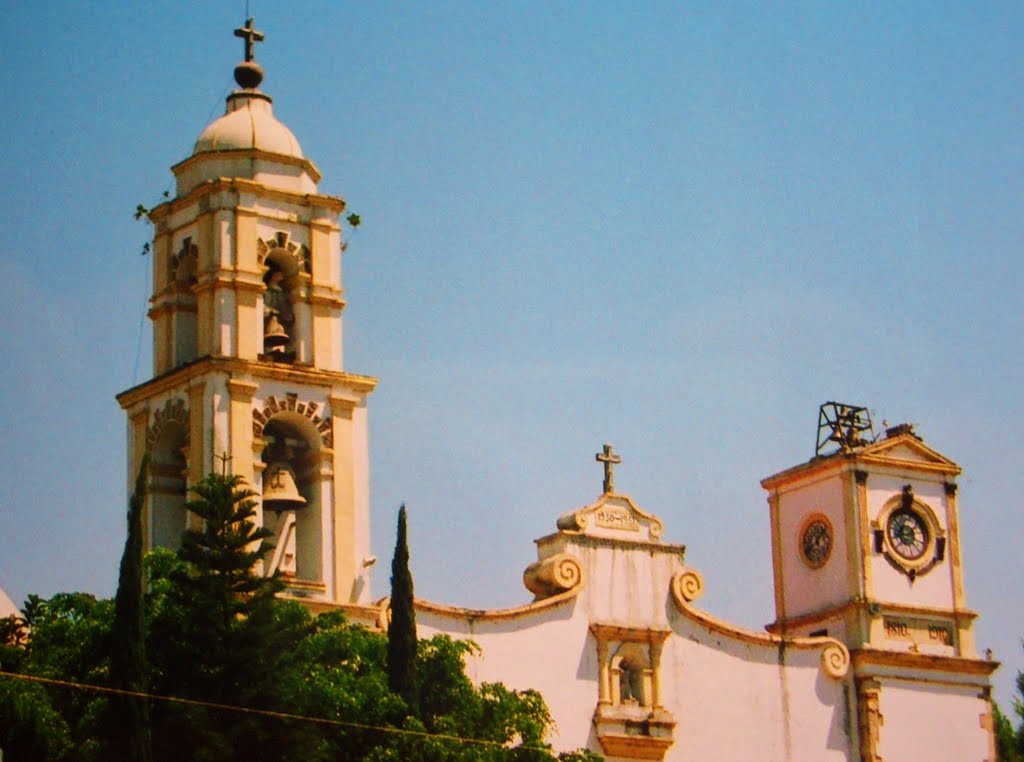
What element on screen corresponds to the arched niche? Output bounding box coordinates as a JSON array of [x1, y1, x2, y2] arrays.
[[147, 399, 190, 551], [259, 410, 324, 581], [611, 642, 652, 707]]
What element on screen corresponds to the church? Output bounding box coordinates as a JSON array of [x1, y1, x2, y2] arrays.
[[117, 21, 998, 761]]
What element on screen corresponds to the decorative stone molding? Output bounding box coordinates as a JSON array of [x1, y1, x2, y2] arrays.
[[523, 553, 584, 599], [556, 493, 665, 542], [857, 678, 883, 762], [257, 231, 310, 277], [252, 393, 332, 448], [146, 398, 189, 451]]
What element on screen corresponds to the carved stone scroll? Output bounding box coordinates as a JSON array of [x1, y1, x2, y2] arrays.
[[523, 553, 584, 599], [821, 642, 850, 678], [672, 569, 705, 603]]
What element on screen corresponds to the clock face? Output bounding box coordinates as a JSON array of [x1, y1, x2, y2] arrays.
[[801, 518, 833, 568], [887, 509, 928, 560]]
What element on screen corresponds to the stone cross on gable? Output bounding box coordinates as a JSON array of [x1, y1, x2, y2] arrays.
[[596, 443, 622, 494], [234, 17, 264, 62]]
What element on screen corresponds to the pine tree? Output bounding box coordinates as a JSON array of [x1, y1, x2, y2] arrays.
[[147, 471, 291, 761], [387, 504, 418, 711], [109, 454, 152, 762]]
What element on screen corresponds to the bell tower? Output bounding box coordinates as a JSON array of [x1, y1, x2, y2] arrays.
[[117, 20, 377, 606], [762, 403, 997, 762]]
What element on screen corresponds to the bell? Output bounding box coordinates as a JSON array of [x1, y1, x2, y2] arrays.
[[264, 314, 289, 348], [263, 462, 307, 511]]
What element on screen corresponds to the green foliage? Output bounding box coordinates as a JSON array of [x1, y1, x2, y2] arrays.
[[996, 702, 1022, 762], [109, 454, 152, 761], [145, 472, 298, 761], [0, 592, 114, 761], [995, 642, 1024, 762], [388, 504, 418, 710], [0, 613, 27, 646]]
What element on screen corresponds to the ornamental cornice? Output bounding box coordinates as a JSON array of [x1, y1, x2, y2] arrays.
[[192, 271, 266, 295], [117, 356, 377, 409], [150, 177, 345, 226], [534, 531, 685, 556], [589, 623, 672, 644], [762, 434, 961, 490], [171, 148, 324, 184], [851, 648, 998, 678], [766, 598, 979, 635]]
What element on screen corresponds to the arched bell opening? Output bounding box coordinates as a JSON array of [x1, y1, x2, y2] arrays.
[[260, 413, 323, 580], [260, 247, 307, 363], [149, 422, 189, 551]]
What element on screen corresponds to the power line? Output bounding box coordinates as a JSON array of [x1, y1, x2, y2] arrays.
[[0, 670, 551, 753]]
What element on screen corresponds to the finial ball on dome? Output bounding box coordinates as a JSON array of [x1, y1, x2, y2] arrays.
[[235, 61, 264, 89]]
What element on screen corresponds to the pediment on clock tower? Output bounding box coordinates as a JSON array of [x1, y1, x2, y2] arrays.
[[857, 432, 961, 475], [556, 493, 665, 544]]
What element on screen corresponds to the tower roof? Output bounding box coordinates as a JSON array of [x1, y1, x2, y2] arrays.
[[192, 18, 303, 159], [173, 19, 320, 197], [193, 96, 304, 158]]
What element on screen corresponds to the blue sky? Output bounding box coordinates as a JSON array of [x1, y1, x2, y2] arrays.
[[1, 2, 1021, 707]]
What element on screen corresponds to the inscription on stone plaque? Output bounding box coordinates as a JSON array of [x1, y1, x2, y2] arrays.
[[595, 507, 640, 532], [883, 618, 953, 646]]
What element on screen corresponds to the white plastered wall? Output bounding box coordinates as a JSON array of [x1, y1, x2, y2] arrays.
[[876, 679, 990, 762], [775, 474, 851, 618]]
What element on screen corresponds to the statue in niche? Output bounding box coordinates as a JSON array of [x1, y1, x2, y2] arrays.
[[263, 263, 294, 358]]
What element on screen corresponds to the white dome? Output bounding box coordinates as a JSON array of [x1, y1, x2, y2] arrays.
[[193, 94, 303, 158]]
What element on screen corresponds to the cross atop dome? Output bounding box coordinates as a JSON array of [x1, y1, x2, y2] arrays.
[[233, 18, 265, 90], [235, 18, 264, 63]]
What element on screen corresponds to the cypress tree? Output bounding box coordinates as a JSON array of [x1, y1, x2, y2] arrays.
[[109, 455, 152, 762], [387, 504, 418, 711]]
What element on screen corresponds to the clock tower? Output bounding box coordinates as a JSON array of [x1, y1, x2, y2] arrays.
[[762, 403, 996, 761], [117, 20, 377, 607]]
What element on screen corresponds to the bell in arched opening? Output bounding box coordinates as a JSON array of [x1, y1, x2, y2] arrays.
[[264, 313, 289, 350], [263, 461, 307, 512]]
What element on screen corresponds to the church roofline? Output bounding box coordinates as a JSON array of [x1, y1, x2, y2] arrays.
[[378, 583, 584, 624], [117, 356, 377, 409], [669, 569, 851, 677]]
